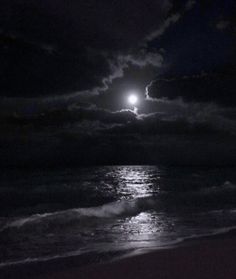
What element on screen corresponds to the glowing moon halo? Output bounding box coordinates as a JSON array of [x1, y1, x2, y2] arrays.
[[128, 94, 138, 105]]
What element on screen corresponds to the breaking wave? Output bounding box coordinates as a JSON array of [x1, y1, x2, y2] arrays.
[[1, 181, 235, 232], [0, 197, 158, 231]]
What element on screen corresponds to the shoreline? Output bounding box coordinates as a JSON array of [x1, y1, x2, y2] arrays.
[[42, 233, 236, 279], [1, 229, 236, 279]]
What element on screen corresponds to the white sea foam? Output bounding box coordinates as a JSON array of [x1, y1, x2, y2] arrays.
[[1, 181, 235, 232], [0, 197, 157, 231], [1, 224, 236, 269]]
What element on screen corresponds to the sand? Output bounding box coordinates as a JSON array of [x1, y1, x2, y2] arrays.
[[2, 234, 236, 279]]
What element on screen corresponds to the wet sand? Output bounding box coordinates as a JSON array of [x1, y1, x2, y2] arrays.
[[2, 234, 236, 279]]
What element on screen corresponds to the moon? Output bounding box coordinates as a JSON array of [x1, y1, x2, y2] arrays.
[[128, 94, 138, 105]]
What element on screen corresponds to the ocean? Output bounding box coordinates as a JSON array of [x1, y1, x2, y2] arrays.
[[1, 165, 236, 268]]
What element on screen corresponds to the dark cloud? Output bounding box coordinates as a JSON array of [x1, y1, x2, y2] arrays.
[[145, 0, 196, 42], [148, 0, 236, 77], [1, 105, 137, 128], [1, 115, 235, 168], [216, 20, 230, 30], [0, 0, 236, 167], [0, 0, 171, 97], [146, 69, 236, 106]]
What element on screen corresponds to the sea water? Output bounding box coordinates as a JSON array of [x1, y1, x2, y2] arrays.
[[0, 165, 236, 267]]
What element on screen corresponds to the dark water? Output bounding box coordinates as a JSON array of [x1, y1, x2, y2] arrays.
[[0, 165, 236, 267]]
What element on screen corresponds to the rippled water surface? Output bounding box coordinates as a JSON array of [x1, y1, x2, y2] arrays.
[[1, 166, 236, 266]]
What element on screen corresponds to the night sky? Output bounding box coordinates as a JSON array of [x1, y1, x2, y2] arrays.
[[0, 0, 236, 167]]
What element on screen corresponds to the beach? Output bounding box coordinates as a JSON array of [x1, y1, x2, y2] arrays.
[[1, 0, 236, 276], [1, 166, 236, 279], [41, 234, 236, 279], [1, 232, 236, 279]]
